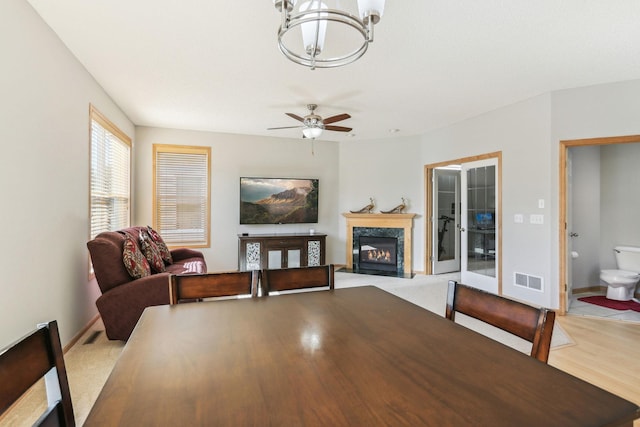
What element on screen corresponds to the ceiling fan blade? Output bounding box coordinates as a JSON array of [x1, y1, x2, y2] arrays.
[[322, 113, 351, 124], [267, 125, 304, 130], [325, 125, 352, 132], [285, 113, 305, 122]]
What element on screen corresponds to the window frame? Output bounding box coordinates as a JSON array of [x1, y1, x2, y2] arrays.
[[88, 104, 132, 240], [152, 144, 211, 248]]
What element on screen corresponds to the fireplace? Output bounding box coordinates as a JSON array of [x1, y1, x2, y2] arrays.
[[343, 213, 416, 277], [359, 236, 398, 272], [352, 226, 406, 275]]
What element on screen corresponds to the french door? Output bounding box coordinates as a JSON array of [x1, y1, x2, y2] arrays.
[[461, 158, 499, 293]]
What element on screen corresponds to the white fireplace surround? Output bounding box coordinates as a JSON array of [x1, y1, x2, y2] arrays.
[[343, 213, 416, 274]]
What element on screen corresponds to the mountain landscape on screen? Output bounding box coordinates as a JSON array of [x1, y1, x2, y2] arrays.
[[240, 177, 318, 224]]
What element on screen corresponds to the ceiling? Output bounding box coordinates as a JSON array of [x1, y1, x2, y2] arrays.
[[27, 0, 640, 142]]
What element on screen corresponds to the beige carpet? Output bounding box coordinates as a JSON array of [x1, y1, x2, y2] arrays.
[[0, 271, 572, 426]]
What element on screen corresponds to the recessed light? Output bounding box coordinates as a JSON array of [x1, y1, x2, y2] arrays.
[[388, 128, 400, 133]]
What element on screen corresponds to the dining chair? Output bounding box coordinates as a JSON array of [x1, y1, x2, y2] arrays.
[[169, 270, 259, 304], [445, 280, 556, 363], [0, 320, 75, 426], [261, 264, 335, 296]]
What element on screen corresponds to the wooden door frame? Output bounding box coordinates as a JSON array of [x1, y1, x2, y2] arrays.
[[424, 151, 502, 293], [558, 134, 640, 314]]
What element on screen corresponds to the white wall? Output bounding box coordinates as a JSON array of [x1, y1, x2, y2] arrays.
[[0, 0, 134, 346], [550, 79, 640, 306], [134, 127, 341, 271], [338, 135, 425, 271], [419, 95, 555, 307], [362, 80, 640, 310]]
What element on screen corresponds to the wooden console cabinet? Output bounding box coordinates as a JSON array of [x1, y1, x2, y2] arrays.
[[238, 233, 326, 271]]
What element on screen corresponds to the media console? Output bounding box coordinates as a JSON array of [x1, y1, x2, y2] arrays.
[[238, 233, 326, 271]]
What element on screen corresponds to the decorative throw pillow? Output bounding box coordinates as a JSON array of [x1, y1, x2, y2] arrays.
[[147, 225, 173, 265], [121, 232, 151, 279], [139, 231, 166, 273]]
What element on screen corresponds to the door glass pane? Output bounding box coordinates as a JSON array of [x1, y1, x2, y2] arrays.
[[437, 173, 457, 262], [466, 165, 496, 278], [287, 249, 301, 268]]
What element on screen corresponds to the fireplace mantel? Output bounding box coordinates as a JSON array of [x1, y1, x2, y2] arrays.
[[343, 213, 416, 273]]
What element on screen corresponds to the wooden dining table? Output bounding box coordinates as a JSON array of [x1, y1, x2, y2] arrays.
[[85, 286, 639, 426]]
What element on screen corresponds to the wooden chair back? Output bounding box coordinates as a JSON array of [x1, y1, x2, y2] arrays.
[[169, 270, 259, 304], [262, 264, 335, 295], [445, 280, 556, 363], [0, 320, 75, 426]]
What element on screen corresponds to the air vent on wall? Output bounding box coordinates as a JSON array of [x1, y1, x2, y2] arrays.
[[514, 272, 543, 292]]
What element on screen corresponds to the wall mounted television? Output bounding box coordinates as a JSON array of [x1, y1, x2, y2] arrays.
[[240, 177, 319, 224]]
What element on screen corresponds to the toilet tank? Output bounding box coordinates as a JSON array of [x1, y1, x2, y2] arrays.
[[614, 246, 640, 271]]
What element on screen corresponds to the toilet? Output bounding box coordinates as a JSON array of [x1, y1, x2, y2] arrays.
[[600, 246, 640, 301]]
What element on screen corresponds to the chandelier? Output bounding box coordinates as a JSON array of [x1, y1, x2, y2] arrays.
[[273, 0, 385, 70]]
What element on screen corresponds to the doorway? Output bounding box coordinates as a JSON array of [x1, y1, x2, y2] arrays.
[[559, 135, 640, 315], [425, 152, 502, 294]]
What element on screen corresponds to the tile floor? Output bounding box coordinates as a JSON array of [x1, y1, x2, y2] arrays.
[[569, 291, 640, 323]]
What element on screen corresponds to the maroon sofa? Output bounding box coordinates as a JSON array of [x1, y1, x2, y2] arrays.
[[87, 226, 206, 340]]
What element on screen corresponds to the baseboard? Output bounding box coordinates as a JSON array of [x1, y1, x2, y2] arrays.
[[572, 286, 606, 294]]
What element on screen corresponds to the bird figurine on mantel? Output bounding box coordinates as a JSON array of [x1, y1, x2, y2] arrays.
[[381, 197, 407, 214], [350, 198, 375, 214]]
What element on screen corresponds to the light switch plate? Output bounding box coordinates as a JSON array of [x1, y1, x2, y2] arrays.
[[514, 214, 524, 223], [538, 199, 545, 209], [530, 214, 544, 225]]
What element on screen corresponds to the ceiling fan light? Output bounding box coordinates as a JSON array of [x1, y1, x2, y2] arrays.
[[299, 1, 328, 56], [302, 127, 323, 139]]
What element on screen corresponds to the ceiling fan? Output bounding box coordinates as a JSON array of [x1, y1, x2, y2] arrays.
[[268, 104, 352, 139]]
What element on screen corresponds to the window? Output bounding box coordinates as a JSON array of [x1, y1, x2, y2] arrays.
[[89, 105, 131, 239], [153, 144, 211, 248]]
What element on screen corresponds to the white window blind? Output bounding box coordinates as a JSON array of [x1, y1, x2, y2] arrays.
[[89, 105, 131, 239], [153, 145, 210, 247]]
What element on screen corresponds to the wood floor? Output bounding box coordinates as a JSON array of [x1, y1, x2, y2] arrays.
[[550, 315, 640, 427]]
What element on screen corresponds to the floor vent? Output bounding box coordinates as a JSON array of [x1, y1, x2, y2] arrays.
[[514, 272, 543, 292], [83, 330, 103, 345]]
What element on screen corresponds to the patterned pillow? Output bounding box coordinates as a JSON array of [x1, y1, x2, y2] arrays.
[[147, 225, 173, 265], [121, 232, 151, 279], [139, 231, 166, 273]]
